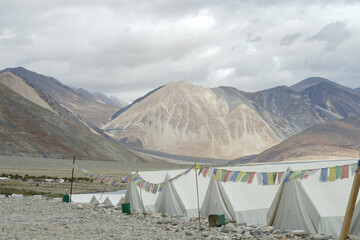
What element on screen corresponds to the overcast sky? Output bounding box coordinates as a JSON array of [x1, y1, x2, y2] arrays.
[[1, 0, 359, 102]]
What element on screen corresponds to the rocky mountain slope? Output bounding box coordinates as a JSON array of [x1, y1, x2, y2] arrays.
[[93, 92, 128, 108], [0, 67, 118, 128], [289, 77, 334, 92], [248, 117, 360, 163], [0, 83, 146, 162], [104, 79, 360, 160], [104, 82, 284, 159]]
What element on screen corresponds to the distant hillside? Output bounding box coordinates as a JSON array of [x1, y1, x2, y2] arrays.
[[93, 92, 128, 108], [289, 77, 334, 92], [0, 83, 147, 162], [302, 82, 360, 118], [0, 67, 118, 128], [250, 117, 360, 163], [356, 87, 360, 93]]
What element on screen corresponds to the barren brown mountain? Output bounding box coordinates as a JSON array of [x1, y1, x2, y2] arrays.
[[250, 117, 360, 163], [0, 83, 146, 162], [0, 67, 119, 128]]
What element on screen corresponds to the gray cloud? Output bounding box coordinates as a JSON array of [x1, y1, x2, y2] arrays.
[[280, 33, 302, 46], [0, 1, 359, 102], [307, 21, 351, 51]]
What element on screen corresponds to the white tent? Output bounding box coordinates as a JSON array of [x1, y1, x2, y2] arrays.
[[200, 173, 234, 220], [70, 189, 126, 204], [350, 199, 360, 237], [267, 178, 319, 233], [154, 174, 186, 216], [266, 164, 360, 238], [124, 180, 144, 211], [103, 197, 114, 207], [90, 195, 98, 205], [117, 196, 124, 207], [129, 168, 209, 216]]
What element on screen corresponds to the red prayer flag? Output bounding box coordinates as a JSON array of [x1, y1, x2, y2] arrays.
[[277, 172, 283, 183], [247, 172, 256, 184], [224, 171, 232, 182], [341, 164, 350, 179], [202, 167, 209, 177]]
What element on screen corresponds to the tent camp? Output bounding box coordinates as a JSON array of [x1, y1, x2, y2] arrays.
[[124, 159, 359, 237]]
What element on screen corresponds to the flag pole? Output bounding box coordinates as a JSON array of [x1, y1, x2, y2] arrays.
[[339, 149, 360, 240], [194, 163, 201, 230], [69, 155, 75, 203], [139, 185, 146, 218]]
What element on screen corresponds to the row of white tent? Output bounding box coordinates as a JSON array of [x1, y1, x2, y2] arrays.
[[71, 190, 126, 207], [123, 159, 360, 238]]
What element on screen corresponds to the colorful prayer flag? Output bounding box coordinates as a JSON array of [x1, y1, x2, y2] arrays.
[[202, 167, 209, 177], [320, 168, 328, 182], [335, 166, 342, 180], [262, 172, 268, 185], [224, 171, 232, 182], [238, 172, 251, 182], [247, 172, 255, 184], [230, 171, 240, 182], [342, 165, 350, 179]]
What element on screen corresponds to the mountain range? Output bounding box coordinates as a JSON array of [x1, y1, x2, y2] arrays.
[[0, 67, 146, 162], [1, 66, 359, 163], [103, 78, 360, 160]]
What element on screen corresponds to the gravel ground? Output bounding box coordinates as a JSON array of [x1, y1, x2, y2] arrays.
[[0, 196, 347, 240]]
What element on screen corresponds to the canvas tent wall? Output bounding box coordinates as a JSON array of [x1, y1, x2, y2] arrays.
[[154, 174, 186, 216], [124, 180, 143, 211], [350, 198, 360, 237], [200, 172, 234, 220], [267, 161, 360, 238], [70, 190, 126, 204], [128, 168, 209, 216], [267, 178, 319, 233]]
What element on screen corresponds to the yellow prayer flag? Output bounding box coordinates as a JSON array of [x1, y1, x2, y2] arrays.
[[289, 171, 300, 180], [215, 169, 222, 181], [267, 172, 274, 185], [327, 167, 336, 181], [236, 172, 245, 182], [194, 164, 201, 171]]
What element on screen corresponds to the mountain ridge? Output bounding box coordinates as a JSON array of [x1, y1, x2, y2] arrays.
[[0, 82, 147, 162], [104, 79, 360, 160]]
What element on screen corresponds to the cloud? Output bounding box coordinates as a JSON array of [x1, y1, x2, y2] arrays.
[[280, 33, 302, 46], [307, 21, 351, 51], [0, 1, 360, 102]]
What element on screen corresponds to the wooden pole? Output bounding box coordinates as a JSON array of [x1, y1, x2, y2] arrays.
[[139, 186, 146, 218], [69, 155, 75, 203], [194, 163, 201, 230], [95, 183, 108, 208], [339, 152, 360, 240]]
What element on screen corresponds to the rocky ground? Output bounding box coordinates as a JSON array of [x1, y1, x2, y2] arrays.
[[0, 196, 351, 240]]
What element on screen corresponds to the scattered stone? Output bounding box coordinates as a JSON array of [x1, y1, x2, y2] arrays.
[[1, 197, 352, 240], [309, 233, 334, 240], [221, 226, 237, 233]]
